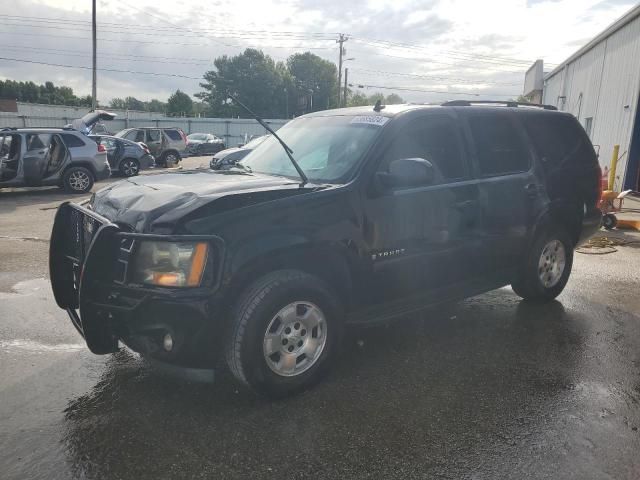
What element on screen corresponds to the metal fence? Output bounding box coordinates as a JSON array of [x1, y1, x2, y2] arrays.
[[0, 103, 288, 147]]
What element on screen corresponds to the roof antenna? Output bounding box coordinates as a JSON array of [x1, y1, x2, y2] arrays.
[[373, 100, 385, 112]]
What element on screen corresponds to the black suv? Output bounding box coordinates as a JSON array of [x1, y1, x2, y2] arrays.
[[49, 102, 602, 396]]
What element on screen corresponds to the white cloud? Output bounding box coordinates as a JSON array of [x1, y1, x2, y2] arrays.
[[0, 0, 636, 105]]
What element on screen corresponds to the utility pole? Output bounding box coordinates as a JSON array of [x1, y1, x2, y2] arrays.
[[91, 0, 97, 111], [343, 68, 348, 107], [336, 33, 348, 107]]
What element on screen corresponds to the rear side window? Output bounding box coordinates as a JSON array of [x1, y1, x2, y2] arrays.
[[522, 114, 595, 171], [61, 133, 86, 148], [164, 129, 183, 141], [468, 115, 530, 175], [380, 115, 468, 181]]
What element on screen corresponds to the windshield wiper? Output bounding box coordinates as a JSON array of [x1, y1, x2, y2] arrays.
[[227, 95, 308, 187]]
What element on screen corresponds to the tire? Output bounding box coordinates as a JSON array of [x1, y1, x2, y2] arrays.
[[160, 151, 179, 167], [225, 270, 343, 397], [118, 158, 140, 177], [602, 213, 617, 230], [511, 226, 574, 302], [62, 166, 94, 193]]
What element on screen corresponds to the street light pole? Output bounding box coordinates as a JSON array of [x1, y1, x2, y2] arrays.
[[91, 0, 97, 110]]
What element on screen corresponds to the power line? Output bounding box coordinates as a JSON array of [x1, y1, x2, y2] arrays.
[[350, 83, 520, 97], [0, 14, 338, 38], [0, 56, 204, 80], [0, 30, 335, 50], [350, 68, 522, 86]]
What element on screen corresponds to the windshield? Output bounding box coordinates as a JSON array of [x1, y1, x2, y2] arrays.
[[240, 116, 384, 183], [188, 134, 208, 141]]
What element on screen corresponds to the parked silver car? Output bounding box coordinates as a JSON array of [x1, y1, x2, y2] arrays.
[[0, 127, 110, 193]]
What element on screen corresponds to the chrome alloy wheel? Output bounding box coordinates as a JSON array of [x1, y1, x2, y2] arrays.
[[121, 159, 138, 176], [69, 170, 91, 191], [538, 239, 566, 288], [263, 301, 328, 377]]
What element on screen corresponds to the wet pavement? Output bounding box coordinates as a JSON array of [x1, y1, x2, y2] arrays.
[[1, 164, 640, 479]]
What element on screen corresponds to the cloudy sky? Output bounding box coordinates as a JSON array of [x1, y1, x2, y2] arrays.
[[0, 0, 636, 105]]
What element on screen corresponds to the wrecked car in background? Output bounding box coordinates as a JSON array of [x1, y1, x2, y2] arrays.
[[209, 134, 269, 170], [0, 127, 110, 193], [89, 134, 155, 177]]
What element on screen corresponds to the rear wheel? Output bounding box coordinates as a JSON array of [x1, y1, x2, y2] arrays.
[[160, 151, 179, 167], [511, 226, 573, 302], [225, 270, 343, 397], [62, 166, 94, 193], [119, 158, 139, 177]]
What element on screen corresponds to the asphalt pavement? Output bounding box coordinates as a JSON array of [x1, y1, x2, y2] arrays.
[[1, 159, 639, 479]]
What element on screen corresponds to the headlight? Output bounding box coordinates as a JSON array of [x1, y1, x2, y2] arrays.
[[130, 241, 209, 287]]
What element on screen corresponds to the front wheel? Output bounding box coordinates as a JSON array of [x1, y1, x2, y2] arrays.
[[62, 166, 94, 193], [511, 227, 574, 302], [225, 270, 343, 397]]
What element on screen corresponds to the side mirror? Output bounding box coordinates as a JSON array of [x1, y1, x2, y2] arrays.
[[376, 158, 435, 190]]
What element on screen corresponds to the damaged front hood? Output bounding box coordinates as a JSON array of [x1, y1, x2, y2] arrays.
[[91, 170, 314, 233]]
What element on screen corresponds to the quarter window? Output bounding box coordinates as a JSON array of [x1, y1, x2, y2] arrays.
[[380, 116, 468, 182], [164, 129, 182, 141], [468, 115, 530, 175], [61, 133, 86, 148], [522, 114, 595, 171]]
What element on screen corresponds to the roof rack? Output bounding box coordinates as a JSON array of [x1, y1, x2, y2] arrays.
[[441, 100, 557, 110], [1, 127, 18, 131]]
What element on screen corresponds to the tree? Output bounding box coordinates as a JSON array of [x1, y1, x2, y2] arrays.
[[286, 52, 337, 114], [197, 48, 291, 118], [167, 89, 193, 116], [0, 79, 92, 106], [346, 91, 405, 107], [147, 99, 167, 113], [385, 93, 404, 105]]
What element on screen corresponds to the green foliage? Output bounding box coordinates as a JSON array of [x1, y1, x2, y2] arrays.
[[0, 79, 92, 107], [197, 49, 338, 118], [286, 52, 337, 114], [109, 97, 167, 113], [196, 48, 291, 118], [346, 91, 405, 107], [167, 89, 193, 116]]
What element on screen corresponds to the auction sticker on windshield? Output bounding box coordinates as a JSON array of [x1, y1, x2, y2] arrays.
[[350, 115, 389, 126]]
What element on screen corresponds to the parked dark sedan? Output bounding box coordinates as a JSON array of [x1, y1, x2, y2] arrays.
[[89, 135, 155, 177], [186, 133, 225, 155], [209, 134, 269, 170]]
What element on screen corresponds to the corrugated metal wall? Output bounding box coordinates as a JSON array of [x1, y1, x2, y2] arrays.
[[0, 103, 288, 147], [543, 15, 640, 190]]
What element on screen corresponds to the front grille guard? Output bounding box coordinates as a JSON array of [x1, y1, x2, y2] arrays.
[[49, 202, 224, 354]]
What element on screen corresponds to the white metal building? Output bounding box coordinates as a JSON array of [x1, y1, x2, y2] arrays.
[[541, 4, 640, 191]]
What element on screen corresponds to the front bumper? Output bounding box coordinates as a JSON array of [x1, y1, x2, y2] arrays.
[[49, 202, 225, 366]]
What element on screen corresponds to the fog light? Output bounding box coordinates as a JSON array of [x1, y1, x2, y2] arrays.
[[163, 333, 173, 352]]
